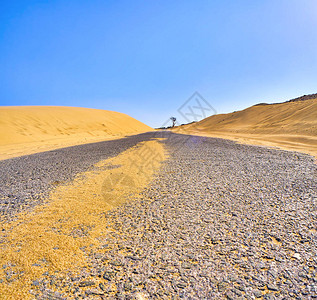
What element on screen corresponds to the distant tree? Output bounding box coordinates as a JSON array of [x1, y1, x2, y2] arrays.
[[170, 117, 176, 127]]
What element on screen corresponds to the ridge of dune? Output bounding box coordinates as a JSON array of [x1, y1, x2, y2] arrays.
[[0, 106, 152, 160], [174, 96, 317, 158]]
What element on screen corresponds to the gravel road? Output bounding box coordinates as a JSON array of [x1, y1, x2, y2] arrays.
[[2, 132, 317, 299], [0, 132, 157, 221]]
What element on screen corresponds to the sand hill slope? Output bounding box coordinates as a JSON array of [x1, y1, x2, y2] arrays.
[[0, 106, 152, 160], [175, 95, 317, 158]]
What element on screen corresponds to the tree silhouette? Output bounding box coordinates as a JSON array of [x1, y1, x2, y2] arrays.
[[170, 117, 176, 127]]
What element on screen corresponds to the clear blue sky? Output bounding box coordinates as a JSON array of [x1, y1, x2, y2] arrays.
[[1, 0, 317, 127]]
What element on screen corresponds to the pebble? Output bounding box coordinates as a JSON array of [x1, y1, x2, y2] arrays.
[[267, 283, 279, 291], [32, 280, 40, 286], [0, 132, 157, 222], [78, 280, 95, 287], [293, 253, 301, 260], [2, 132, 317, 299], [253, 289, 262, 298]]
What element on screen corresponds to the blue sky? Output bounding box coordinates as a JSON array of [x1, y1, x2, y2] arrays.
[[1, 0, 317, 127]]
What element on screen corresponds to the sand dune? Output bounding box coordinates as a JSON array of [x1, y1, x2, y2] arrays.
[[174, 95, 317, 158], [0, 106, 152, 160]]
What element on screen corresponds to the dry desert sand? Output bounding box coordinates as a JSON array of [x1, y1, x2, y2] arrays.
[[173, 95, 317, 158], [0, 106, 152, 160], [1, 97, 316, 298], [0, 139, 166, 298]]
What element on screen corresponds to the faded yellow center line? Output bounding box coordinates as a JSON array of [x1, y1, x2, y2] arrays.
[[0, 139, 167, 299]]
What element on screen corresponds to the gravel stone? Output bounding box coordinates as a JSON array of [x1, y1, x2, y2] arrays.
[[2, 132, 317, 299], [0, 132, 157, 222], [78, 280, 95, 287]]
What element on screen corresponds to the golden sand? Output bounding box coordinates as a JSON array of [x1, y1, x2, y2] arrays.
[[0, 106, 152, 160], [173, 98, 317, 158], [0, 139, 167, 299]]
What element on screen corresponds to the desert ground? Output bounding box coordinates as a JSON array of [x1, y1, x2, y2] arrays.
[[173, 94, 317, 159], [0, 106, 151, 160], [0, 103, 316, 299]]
